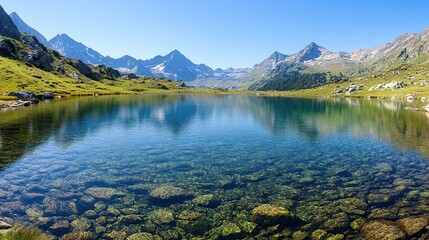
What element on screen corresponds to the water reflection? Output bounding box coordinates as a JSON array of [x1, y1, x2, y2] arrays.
[[1, 95, 429, 166]]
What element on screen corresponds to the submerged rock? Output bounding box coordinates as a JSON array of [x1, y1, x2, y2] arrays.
[[251, 204, 298, 226], [85, 187, 125, 200], [326, 234, 344, 240], [322, 212, 349, 233], [396, 216, 428, 236], [291, 230, 308, 240], [147, 209, 174, 225], [361, 220, 406, 240], [350, 218, 366, 231], [60, 231, 97, 240], [106, 231, 126, 240], [311, 229, 327, 240], [208, 222, 243, 239], [70, 218, 92, 231], [126, 232, 161, 240], [192, 194, 219, 207], [149, 185, 192, 203], [50, 220, 70, 234], [367, 193, 391, 205], [118, 214, 144, 223]]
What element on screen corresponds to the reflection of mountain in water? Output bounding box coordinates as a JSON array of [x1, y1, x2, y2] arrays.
[[1, 95, 429, 167], [0, 95, 210, 165], [245, 96, 429, 155]]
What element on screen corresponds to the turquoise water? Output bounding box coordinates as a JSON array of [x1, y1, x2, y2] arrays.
[[1, 95, 429, 239]]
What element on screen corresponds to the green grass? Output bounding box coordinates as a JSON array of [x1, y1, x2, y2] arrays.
[[251, 62, 429, 99], [0, 226, 48, 240]]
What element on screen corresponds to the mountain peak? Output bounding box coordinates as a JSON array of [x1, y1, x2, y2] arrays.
[[168, 49, 185, 57], [306, 42, 319, 48], [9, 12, 18, 18], [296, 42, 325, 62], [268, 51, 288, 61], [0, 6, 21, 40], [54, 33, 73, 40], [9, 11, 52, 47]]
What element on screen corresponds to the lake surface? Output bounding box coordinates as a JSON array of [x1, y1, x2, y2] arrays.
[[1, 94, 429, 239]]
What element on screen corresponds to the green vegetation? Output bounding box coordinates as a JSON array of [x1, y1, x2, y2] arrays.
[[250, 73, 347, 91], [0, 226, 48, 240], [251, 63, 429, 99], [0, 56, 231, 97]]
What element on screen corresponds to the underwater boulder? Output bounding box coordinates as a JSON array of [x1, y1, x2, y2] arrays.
[[396, 216, 429, 236], [361, 220, 406, 240], [149, 185, 192, 203], [84, 187, 125, 200], [251, 204, 302, 226], [126, 232, 161, 240]]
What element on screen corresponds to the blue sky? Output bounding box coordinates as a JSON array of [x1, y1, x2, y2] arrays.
[[1, 0, 429, 69]]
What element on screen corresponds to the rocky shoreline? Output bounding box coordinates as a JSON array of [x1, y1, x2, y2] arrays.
[[0, 90, 54, 109]]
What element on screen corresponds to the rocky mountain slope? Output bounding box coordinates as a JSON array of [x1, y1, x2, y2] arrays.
[[0, 6, 120, 83], [10, 12, 52, 48]]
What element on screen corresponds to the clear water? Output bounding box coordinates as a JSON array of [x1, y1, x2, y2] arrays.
[[1, 94, 429, 239]]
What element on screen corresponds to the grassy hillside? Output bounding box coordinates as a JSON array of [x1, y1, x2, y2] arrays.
[[253, 62, 429, 100], [0, 56, 235, 97]]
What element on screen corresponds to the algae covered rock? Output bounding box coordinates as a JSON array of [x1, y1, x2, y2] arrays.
[[326, 234, 344, 240], [147, 209, 174, 225], [70, 218, 92, 231], [192, 194, 219, 207], [361, 220, 406, 240], [149, 185, 192, 203], [292, 230, 308, 240], [396, 216, 428, 236], [322, 212, 349, 233], [311, 229, 327, 240], [50, 220, 70, 233], [106, 231, 126, 239], [126, 232, 161, 240], [367, 193, 391, 205], [208, 222, 243, 239], [118, 215, 144, 223], [85, 187, 125, 200], [60, 231, 97, 240], [251, 204, 297, 226], [350, 218, 366, 231]]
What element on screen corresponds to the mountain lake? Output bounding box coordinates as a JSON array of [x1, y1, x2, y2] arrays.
[[1, 94, 429, 239]]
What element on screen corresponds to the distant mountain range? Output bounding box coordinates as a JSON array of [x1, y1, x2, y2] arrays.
[[9, 11, 429, 90]]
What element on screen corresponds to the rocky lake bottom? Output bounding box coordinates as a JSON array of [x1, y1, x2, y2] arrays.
[[1, 94, 429, 240]]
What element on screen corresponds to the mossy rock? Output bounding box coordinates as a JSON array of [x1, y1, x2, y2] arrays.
[[292, 230, 308, 240], [361, 220, 406, 240], [251, 204, 298, 226], [149, 185, 192, 203], [147, 209, 174, 225], [126, 232, 161, 240], [310, 229, 327, 240]]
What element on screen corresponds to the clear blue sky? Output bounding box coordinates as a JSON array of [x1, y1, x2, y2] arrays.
[[1, 0, 429, 69]]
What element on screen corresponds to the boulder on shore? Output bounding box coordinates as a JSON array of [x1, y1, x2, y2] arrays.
[[16, 90, 38, 102], [44, 92, 54, 99]]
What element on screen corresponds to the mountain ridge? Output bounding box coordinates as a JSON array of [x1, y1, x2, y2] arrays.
[[8, 11, 429, 90]]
